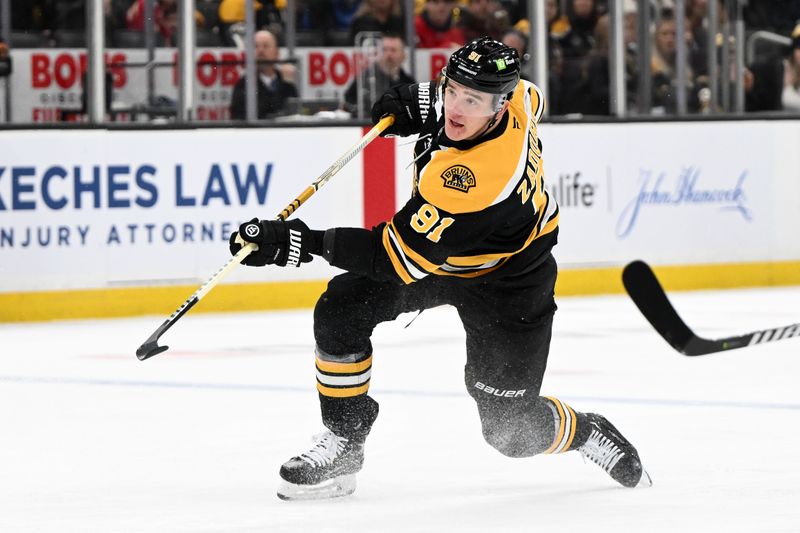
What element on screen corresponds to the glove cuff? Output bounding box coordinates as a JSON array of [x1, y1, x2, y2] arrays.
[[308, 229, 325, 256]]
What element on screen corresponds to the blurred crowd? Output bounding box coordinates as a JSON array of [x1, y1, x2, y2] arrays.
[[1, 0, 800, 116]]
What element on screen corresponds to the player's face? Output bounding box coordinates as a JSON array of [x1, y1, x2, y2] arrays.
[[443, 80, 497, 141]]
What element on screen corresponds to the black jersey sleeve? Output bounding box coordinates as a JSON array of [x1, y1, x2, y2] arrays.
[[321, 224, 413, 284], [320, 192, 502, 285]]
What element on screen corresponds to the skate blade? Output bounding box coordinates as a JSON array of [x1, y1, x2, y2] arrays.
[[277, 474, 357, 501], [636, 469, 653, 488]]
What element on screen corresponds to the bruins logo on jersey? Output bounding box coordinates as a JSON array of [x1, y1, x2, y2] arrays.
[[441, 165, 476, 193]]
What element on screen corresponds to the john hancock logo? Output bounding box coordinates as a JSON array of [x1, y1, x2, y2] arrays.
[[616, 166, 751, 238], [441, 165, 476, 193]]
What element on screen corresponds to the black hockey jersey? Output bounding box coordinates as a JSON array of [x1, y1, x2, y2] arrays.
[[322, 79, 559, 285]]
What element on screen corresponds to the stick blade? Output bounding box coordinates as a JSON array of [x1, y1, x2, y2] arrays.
[[136, 343, 169, 361], [622, 260, 696, 354]]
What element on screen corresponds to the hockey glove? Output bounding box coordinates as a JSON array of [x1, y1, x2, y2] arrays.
[[371, 85, 417, 137], [230, 218, 321, 267]]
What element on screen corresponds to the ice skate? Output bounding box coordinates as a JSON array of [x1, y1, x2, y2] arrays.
[[277, 430, 365, 500], [578, 414, 652, 488]]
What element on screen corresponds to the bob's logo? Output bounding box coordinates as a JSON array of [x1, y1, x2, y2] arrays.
[[441, 165, 476, 193]]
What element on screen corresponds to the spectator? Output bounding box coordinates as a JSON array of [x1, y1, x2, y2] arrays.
[[51, 0, 86, 30], [512, 0, 568, 114], [457, 0, 511, 43], [126, 0, 206, 46], [127, 0, 170, 35], [623, 3, 639, 110], [582, 7, 638, 115], [0, 39, 11, 78], [783, 23, 800, 112], [501, 27, 567, 112], [745, 0, 800, 36], [230, 30, 299, 120], [107, 1, 129, 31], [651, 13, 699, 114], [349, 0, 405, 44], [559, 0, 598, 60], [415, 0, 464, 49], [684, 0, 712, 78], [501, 29, 528, 76], [8, 1, 49, 31], [331, 0, 362, 29], [343, 33, 415, 118], [500, 0, 524, 27], [744, 54, 783, 112], [512, 0, 569, 38], [296, 0, 360, 30], [546, 0, 570, 39], [556, 0, 599, 114], [583, 14, 610, 115], [218, 0, 284, 45]]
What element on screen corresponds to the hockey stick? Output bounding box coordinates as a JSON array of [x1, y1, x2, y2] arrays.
[[622, 260, 800, 356], [136, 115, 395, 361]]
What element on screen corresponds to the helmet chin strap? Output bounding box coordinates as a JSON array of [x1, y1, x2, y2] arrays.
[[478, 112, 500, 137], [474, 95, 507, 138]]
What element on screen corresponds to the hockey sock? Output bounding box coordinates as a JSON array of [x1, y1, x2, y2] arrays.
[[541, 396, 590, 454], [315, 345, 372, 398], [315, 345, 378, 442]]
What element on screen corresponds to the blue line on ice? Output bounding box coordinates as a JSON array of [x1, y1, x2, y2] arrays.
[[2, 374, 799, 411]]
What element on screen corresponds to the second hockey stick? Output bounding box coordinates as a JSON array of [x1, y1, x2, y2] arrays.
[[622, 260, 800, 356], [136, 115, 395, 361]]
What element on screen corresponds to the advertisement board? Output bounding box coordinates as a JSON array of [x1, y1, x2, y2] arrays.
[[0, 128, 365, 292], [540, 121, 779, 266], [7, 47, 456, 123], [2, 120, 800, 320]]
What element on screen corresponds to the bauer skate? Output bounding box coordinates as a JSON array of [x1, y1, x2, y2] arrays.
[[578, 414, 652, 488], [277, 430, 364, 500]]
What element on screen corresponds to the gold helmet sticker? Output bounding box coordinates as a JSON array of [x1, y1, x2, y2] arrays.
[[441, 165, 477, 193], [468, 51, 482, 62]]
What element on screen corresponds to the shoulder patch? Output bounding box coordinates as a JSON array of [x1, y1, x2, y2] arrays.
[[441, 165, 476, 193]]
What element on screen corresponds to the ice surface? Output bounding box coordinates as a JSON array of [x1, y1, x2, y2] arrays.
[[1, 287, 799, 533]]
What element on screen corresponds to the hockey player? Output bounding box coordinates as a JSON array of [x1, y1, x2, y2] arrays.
[[230, 37, 652, 500]]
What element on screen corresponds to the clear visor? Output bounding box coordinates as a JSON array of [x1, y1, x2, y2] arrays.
[[440, 76, 504, 118]]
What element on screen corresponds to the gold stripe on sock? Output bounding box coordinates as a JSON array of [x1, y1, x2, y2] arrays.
[[315, 355, 373, 374], [543, 396, 566, 454], [562, 404, 578, 452], [317, 382, 371, 398]]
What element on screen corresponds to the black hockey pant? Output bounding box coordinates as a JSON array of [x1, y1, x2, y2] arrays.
[[313, 254, 575, 457]]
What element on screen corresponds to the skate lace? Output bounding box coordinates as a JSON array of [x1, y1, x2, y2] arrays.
[[298, 431, 348, 468], [579, 428, 624, 473]]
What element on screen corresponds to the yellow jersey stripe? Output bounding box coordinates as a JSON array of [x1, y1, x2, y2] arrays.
[[529, 83, 545, 122], [445, 255, 504, 267], [434, 260, 507, 278], [388, 222, 440, 273], [441, 203, 558, 268], [382, 226, 416, 284]]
